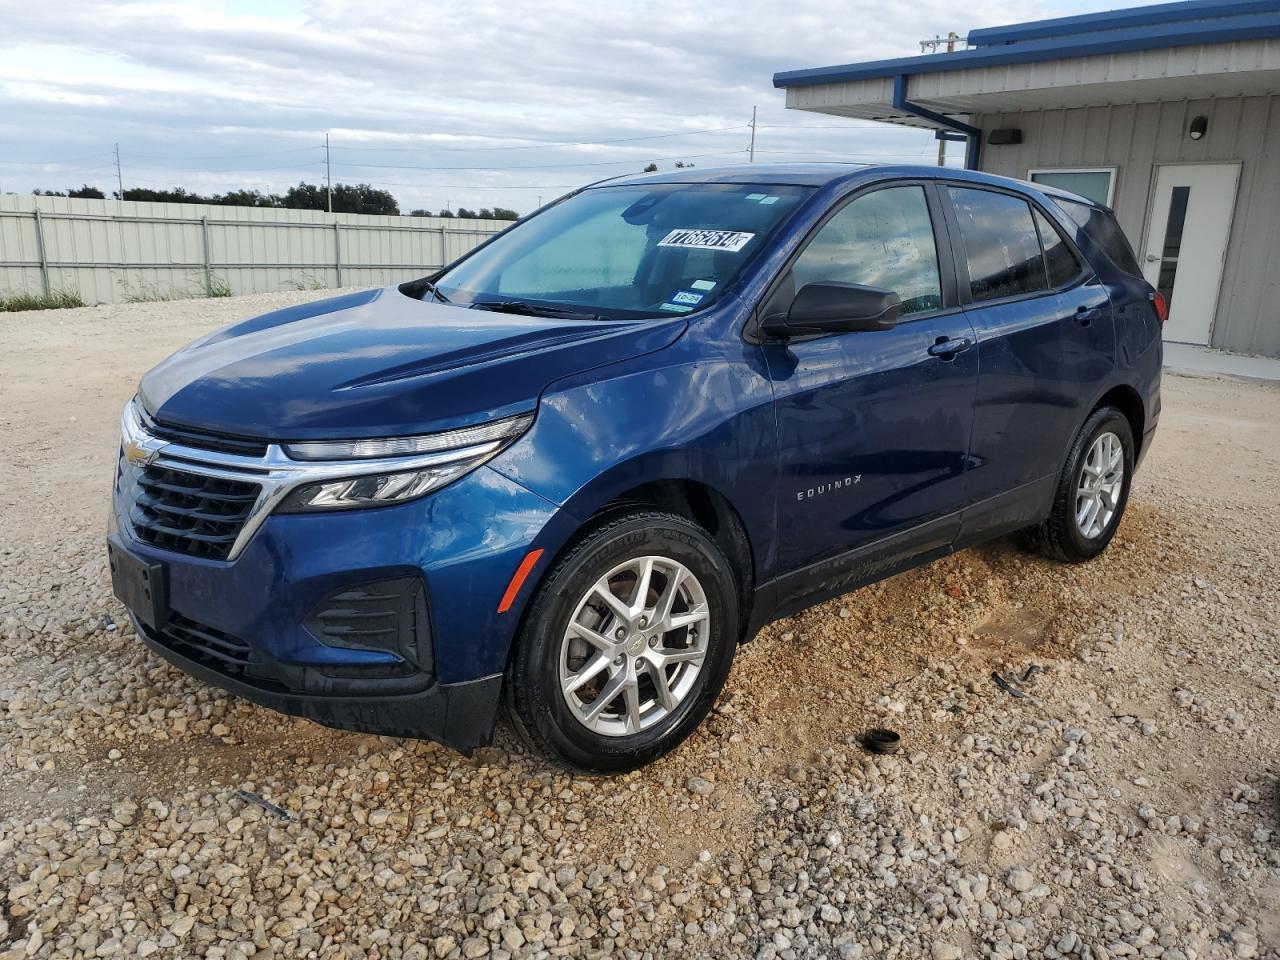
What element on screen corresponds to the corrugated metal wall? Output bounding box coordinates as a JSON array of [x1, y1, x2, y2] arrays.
[[0, 195, 507, 305], [977, 95, 1280, 358]]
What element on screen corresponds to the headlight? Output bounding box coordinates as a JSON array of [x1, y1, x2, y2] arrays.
[[281, 415, 532, 461], [276, 413, 533, 513]]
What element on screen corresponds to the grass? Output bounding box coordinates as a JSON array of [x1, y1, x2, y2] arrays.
[[0, 289, 86, 312], [205, 277, 233, 298], [119, 274, 233, 302], [287, 273, 330, 291]]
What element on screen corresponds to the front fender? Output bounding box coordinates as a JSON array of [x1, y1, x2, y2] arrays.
[[487, 340, 779, 585]]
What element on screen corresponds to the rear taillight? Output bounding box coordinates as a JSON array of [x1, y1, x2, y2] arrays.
[[1150, 290, 1169, 326]]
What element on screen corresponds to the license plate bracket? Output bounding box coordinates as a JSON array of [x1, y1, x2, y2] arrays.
[[107, 535, 169, 630]]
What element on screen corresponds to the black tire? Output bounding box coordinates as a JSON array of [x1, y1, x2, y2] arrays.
[[504, 510, 739, 774], [1024, 405, 1135, 563]]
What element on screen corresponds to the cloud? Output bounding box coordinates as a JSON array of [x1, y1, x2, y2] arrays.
[[0, 0, 1110, 212]]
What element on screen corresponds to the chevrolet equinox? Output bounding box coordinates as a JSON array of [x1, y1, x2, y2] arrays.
[[109, 164, 1163, 773]]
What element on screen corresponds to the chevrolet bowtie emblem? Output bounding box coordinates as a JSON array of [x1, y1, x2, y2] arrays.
[[124, 436, 165, 467]]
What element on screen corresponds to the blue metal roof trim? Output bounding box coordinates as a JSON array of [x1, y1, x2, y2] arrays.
[[969, 0, 1280, 47], [773, 12, 1280, 88]]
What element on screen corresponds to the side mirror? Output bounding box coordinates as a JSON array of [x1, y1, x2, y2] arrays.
[[762, 282, 902, 339]]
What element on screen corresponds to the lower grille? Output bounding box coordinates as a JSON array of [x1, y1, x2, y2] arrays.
[[148, 612, 429, 697], [130, 464, 260, 561], [160, 613, 254, 673]]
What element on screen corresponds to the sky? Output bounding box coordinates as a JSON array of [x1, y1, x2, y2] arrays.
[[0, 0, 1147, 216]]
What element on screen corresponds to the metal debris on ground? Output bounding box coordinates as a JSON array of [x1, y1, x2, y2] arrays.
[[234, 789, 295, 822], [991, 671, 1031, 699]]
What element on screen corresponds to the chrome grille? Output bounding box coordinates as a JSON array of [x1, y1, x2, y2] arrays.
[[129, 464, 260, 561]]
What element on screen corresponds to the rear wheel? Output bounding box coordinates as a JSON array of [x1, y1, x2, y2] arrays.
[[1025, 406, 1134, 563], [505, 511, 738, 773]]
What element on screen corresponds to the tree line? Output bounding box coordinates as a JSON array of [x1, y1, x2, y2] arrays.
[[32, 182, 519, 219]]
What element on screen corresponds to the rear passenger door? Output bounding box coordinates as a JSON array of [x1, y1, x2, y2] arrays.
[[940, 186, 1115, 536]]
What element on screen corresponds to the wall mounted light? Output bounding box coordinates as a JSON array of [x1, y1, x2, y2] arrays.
[[1189, 116, 1208, 140]]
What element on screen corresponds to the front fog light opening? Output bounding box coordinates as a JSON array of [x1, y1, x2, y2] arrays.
[[280, 461, 476, 512]]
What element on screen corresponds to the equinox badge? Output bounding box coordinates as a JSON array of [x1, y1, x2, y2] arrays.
[[796, 475, 861, 502]]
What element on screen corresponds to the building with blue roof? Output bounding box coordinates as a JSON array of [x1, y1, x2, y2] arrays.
[[773, 0, 1280, 357]]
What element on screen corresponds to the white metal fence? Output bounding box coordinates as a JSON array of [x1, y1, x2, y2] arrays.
[[0, 195, 508, 304]]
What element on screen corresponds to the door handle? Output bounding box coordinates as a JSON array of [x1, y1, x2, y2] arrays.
[[927, 336, 972, 359], [1075, 305, 1105, 327], [1145, 254, 1161, 262]]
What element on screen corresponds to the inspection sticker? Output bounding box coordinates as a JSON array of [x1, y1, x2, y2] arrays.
[[690, 279, 717, 290], [657, 229, 755, 252], [671, 290, 705, 306]]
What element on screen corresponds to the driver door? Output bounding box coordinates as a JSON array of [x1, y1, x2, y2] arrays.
[[760, 183, 978, 606]]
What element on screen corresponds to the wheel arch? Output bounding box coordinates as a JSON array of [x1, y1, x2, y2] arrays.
[[509, 467, 761, 658], [1092, 383, 1146, 458]]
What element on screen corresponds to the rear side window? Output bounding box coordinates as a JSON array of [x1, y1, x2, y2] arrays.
[[948, 188, 1047, 302], [1034, 209, 1083, 287], [1056, 199, 1143, 277], [791, 185, 943, 317]]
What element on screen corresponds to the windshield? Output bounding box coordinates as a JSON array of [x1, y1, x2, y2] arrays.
[[433, 182, 814, 320]]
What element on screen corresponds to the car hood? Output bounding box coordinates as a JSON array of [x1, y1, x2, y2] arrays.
[[139, 287, 686, 440]]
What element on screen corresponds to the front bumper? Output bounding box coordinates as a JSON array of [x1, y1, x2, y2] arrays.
[[111, 443, 569, 752], [134, 612, 503, 749]]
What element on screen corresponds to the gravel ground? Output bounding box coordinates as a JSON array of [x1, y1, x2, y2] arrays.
[[2, 290, 1278, 960]]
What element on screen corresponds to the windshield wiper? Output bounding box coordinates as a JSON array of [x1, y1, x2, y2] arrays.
[[421, 280, 450, 304], [469, 300, 603, 322]]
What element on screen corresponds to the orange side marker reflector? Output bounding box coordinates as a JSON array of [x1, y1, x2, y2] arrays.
[[497, 549, 544, 613]]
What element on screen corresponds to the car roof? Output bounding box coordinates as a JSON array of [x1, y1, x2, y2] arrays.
[[588, 162, 1105, 209]]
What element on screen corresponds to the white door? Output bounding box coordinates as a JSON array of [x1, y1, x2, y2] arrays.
[[1142, 163, 1239, 345]]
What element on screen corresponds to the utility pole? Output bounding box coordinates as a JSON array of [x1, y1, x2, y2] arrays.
[[114, 143, 124, 198], [325, 133, 333, 213], [919, 32, 962, 166], [748, 105, 757, 163]]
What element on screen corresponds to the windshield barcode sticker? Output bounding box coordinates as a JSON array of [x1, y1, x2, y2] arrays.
[[657, 229, 755, 252]]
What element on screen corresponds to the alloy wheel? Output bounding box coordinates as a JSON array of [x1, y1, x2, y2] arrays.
[[1075, 431, 1125, 539], [558, 555, 710, 737]]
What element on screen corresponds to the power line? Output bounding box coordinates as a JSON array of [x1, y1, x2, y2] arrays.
[[128, 160, 327, 174], [127, 145, 323, 161], [756, 122, 928, 131], [334, 149, 747, 173], [329, 124, 751, 154], [0, 151, 116, 166], [750, 148, 940, 160]]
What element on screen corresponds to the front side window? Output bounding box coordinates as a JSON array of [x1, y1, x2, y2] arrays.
[[948, 188, 1047, 302], [434, 183, 813, 320], [790, 186, 943, 317]]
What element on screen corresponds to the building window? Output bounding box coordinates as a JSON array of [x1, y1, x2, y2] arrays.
[[1028, 168, 1116, 207]]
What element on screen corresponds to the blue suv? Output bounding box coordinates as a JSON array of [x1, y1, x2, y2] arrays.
[[108, 164, 1163, 772]]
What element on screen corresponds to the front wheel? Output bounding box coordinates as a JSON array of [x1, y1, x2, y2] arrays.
[[504, 511, 739, 774], [1025, 406, 1135, 563]]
